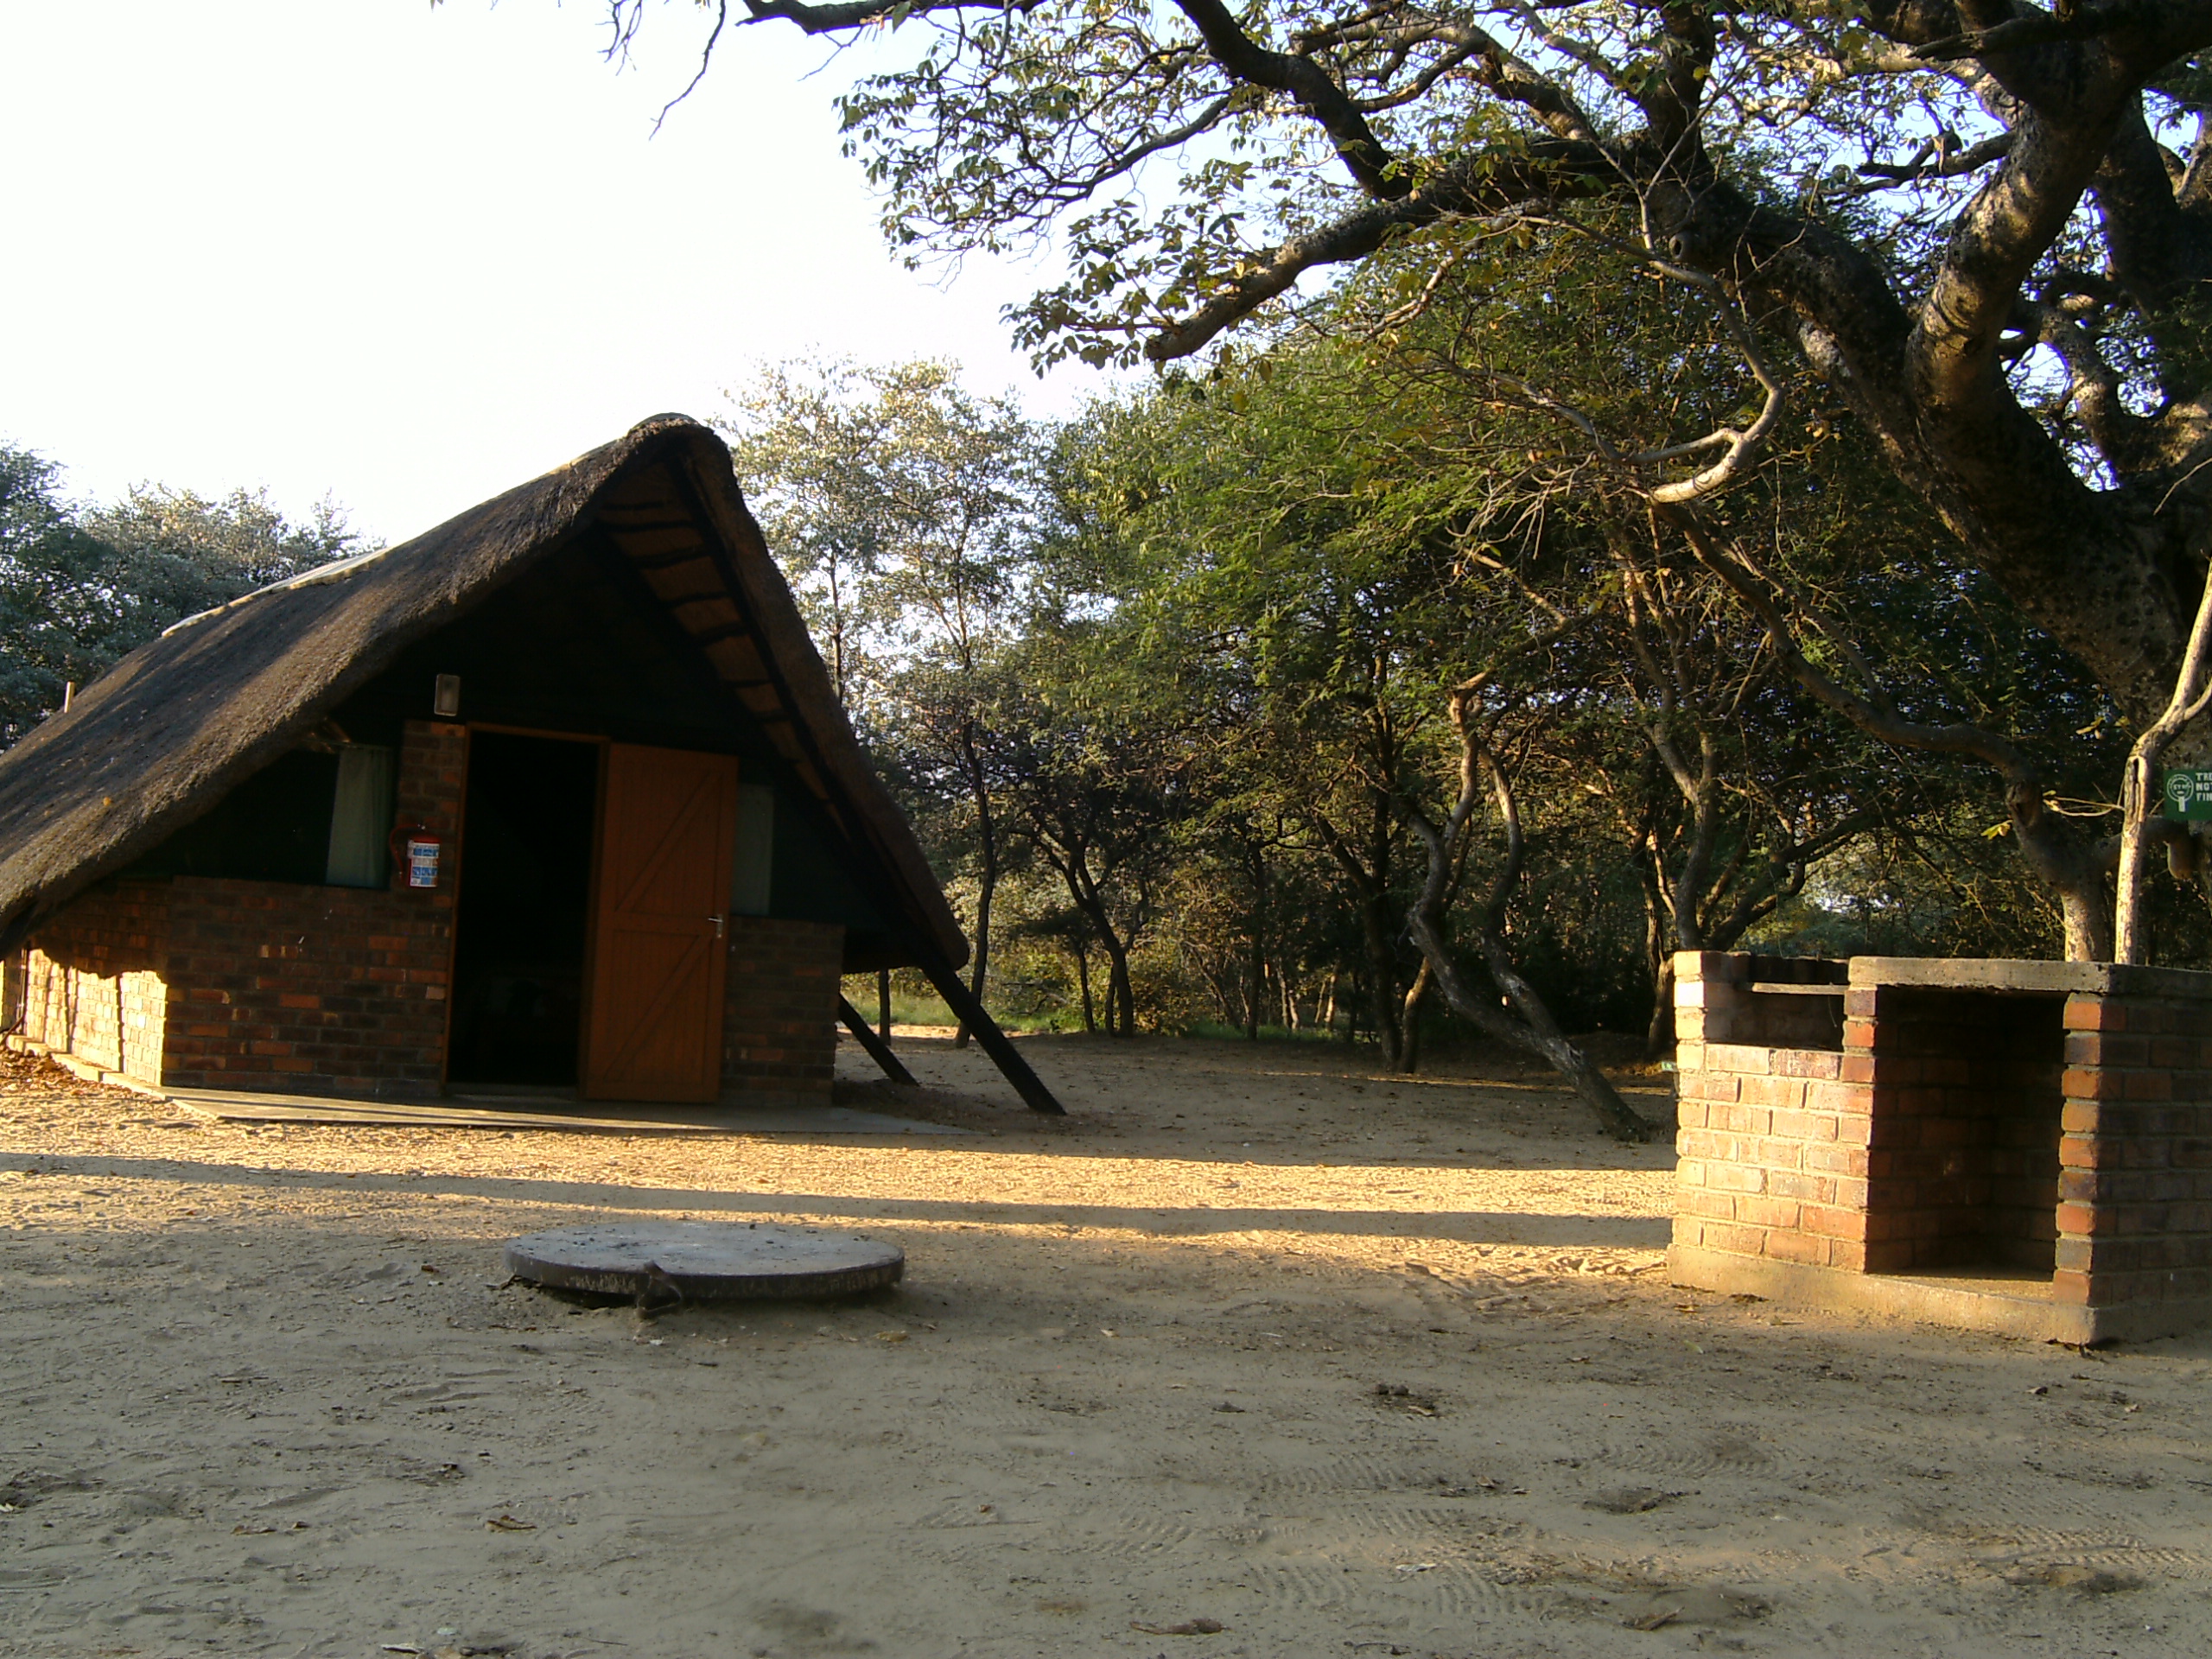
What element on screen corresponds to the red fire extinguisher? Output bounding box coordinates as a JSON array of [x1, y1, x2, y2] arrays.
[[388, 823, 444, 889]]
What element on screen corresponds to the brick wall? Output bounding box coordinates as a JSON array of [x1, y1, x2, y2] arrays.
[[10, 877, 171, 1085], [1674, 952, 1868, 1273], [160, 721, 465, 1096], [1675, 954, 2075, 1276], [392, 719, 467, 876], [1676, 953, 2212, 1335], [159, 876, 454, 1095], [2056, 988, 2212, 1310], [721, 917, 843, 1100], [10, 721, 467, 1097], [12, 723, 861, 1108], [1853, 985, 2066, 1273]]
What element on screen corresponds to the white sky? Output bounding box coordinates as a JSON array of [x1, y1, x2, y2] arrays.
[[1, 2, 1109, 543]]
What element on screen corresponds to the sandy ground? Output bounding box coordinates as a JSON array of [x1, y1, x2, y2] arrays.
[[3, 1033, 2209, 1659]]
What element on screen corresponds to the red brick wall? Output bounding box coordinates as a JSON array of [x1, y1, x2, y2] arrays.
[[12, 721, 467, 1097], [1676, 952, 2212, 1317], [721, 917, 842, 1100], [1673, 957, 1869, 1273], [1675, 955, 2073, 1276], [2056, 988, 2212, 1310], [11, 877, 171, 1084], [392, 720, 468, 885], [160, 721, 465, 1096], [13, 724, 860, 1106], [159, 876, 454, 1095], [1853, 985, 2066, 1273]]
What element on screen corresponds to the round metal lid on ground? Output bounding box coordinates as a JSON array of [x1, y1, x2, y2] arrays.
[[503, 1222, 904, 1301]]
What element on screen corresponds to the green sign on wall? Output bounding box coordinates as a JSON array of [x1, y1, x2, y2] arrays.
[[2164, 768, 2212, 822]]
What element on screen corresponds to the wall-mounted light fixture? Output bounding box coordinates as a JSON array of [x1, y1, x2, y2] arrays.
[[433, 674, 461, 718]]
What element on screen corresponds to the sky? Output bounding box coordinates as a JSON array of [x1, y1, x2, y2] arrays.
[[1, 2, 1111, 543]]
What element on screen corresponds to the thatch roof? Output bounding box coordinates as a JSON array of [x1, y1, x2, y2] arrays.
[[0, 415, 968, 969]]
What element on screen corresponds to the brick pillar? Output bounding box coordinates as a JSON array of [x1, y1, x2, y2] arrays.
[[391, 721, 468, 891], [1840, 983, 1922, 1273], [2056, 988, 2212, 1311], [1672, 950, 1750, 1065], [721, 918, 844, 1100]]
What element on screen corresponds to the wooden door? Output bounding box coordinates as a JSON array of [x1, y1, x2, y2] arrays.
[[582, 745, 739, 1102]]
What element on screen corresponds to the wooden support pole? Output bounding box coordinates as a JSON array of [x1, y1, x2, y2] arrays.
[[837, 995, 918, 1086], [877, 966, 892, 1039], [917, 952, 1065, 1115]]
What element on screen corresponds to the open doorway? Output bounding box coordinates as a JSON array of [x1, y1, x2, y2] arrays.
[[447, 732, 600, 1089]]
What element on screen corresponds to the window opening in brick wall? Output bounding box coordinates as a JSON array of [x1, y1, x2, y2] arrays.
[[323, 745, 395, 887], [447, 733, 600, 1087], [730, 783, 774, 917], [1865, 988, 2066, 1278], [128, 750, 341, 885]]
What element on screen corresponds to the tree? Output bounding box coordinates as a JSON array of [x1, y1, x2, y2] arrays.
[[721, 359, 1040, 1029], [1060, 372, 1452, 1065], [1333, 204, 2152, 963], [1, 449, 362, 747], [605, 1, 2212, 808], [0, 446, 99, 746], [971, 625, 1193, 1037]]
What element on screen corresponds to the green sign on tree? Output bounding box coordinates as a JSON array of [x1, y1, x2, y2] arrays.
[[2163, 769, 2212, 822]]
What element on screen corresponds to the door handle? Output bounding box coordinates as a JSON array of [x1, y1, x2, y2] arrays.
[[709, 914, 725, 939]]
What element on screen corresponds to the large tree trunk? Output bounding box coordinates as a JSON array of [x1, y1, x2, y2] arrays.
[[1406, 890, 1650, 1141], [1645, 951, 1676, 1063], [2007, 784, 2119, 962]]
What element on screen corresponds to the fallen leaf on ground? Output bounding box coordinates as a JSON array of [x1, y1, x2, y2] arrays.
[[1130, 1618, 1225, 1635], [485, 1514, 536, 1531]]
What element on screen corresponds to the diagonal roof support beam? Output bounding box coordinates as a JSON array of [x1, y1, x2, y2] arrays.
[[912, 948, 1065, 1115], [837, 995, 918, 1086]]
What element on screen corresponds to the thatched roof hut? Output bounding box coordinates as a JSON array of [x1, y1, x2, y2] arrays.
[[0, 415, 960, 963], [0, 416, 1058, 1113]]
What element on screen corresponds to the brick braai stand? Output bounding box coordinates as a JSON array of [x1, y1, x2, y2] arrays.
[[1670, 952, 2212, 1344]]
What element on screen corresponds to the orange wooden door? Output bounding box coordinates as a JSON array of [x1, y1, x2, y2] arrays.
[[582, 745, 739, 1102]]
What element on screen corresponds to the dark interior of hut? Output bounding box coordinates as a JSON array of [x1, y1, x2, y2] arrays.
[[445, 731, 600, 1089]]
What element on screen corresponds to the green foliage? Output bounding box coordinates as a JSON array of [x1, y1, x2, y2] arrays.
[[0, 448, 365, 747], [808, 210, 2173, 1050], [719, 356, 1038, 711]]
